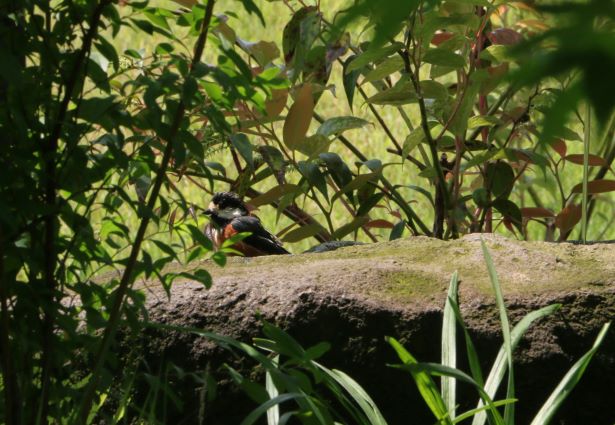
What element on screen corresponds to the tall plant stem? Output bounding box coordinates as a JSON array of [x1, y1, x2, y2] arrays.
[[0, 227, 18, 425], [581, 105, 591, 243], [77, 1, 217, 422], [39, 2, 111, 424], [313, 113, 430, 235]]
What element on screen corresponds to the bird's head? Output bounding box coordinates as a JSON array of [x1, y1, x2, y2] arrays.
[[203, 192, 249, 224]]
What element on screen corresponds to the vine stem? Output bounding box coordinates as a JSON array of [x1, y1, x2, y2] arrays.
[[581, 105, 591, 243], [77, 1, 217, 421], [39, 1, 111, 424]]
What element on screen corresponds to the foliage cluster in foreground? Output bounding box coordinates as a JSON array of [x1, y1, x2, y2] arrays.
[[0, 0, 613, 424]]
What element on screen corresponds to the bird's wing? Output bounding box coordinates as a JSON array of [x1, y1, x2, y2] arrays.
[[229, 216, 290, 255]]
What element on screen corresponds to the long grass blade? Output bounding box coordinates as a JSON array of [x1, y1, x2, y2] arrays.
[[581, 104, 591, 243], [472, 304, 561, 425], [480, 239, 515, 424], [448, 296, 484, 387], [442, 271, 459, 419], [266, 356, 280, 425], [241, 393, 305, 425], [530, 322, 611, 425], [387, 337, 452, 424], [454, 399, 517, 424], [396, 363, 506, 425], [316, 363, 388, 425]]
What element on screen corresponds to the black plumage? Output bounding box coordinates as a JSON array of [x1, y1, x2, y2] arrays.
[[203, 192, 290, 256]]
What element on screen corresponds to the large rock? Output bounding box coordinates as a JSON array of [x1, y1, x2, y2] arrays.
[[140, 234, 615, 424]]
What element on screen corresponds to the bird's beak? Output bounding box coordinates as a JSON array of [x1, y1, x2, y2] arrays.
[[203, 202, 217, 216]]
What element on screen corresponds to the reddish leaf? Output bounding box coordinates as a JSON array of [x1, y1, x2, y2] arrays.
[[564, 154, 607, 166], [571, 179, 615, 194], [265, 89, 288, 118], [487, 28, 523, 45], [283, 84, 314, 150], [431, 32, 454, 46], [549, 139, 567, 157], [554, 204, 582, 233], [365, 219, 395, 229], [521, 207, 555, 218]]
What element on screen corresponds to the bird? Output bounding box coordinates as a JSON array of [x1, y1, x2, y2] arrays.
[[203, 192, 290, 257]]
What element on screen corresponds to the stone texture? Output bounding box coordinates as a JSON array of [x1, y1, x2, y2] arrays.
[[137, 234, 615, 424]]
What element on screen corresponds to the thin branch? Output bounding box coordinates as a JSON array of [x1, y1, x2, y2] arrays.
[[39, 2, 111, 423], [313, 113, 430, 235], [77, 1, 217, 421]]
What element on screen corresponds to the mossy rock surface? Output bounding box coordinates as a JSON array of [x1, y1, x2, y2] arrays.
[[140, 234, 615, 425]]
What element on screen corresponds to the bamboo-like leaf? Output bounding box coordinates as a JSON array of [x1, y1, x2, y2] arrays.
[[471, 304, 561, 425], [571, 179, 615, 194], [480, 239, 515, 424], [266, 356, 280, 425], [241, 393, 304, 425], [316, 363, 388, 425], [530, 322, 611, 425], [387, 337, 451, 423], [442, 271, 459, 419]]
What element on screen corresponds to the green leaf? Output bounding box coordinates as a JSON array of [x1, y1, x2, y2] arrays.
[[479, 45, 515, 63], [529, 322, 611, 425], [402, 128, 426, 161], [179, 269, 212, 288], [468, 115, 502, 129], [346, 42, 405, 73], [389, 220, 405, 240], [363, 56, 405, 82], [319, 153, 353, 189], [484, 161, 515, 200], [472, 304, 561, 425], [282, 224, 325, 243], [480, 240, 515, 424], [492, 199, 523, 234], [423, 48, 466, 68], [343, 55, 362, 110], [357, 192, 385, 216], [317, 117, 370, 138], [332, 172, 379, 204], [442, 271, 459, 418], [331, 216, 369, 240], [230, 133, 254, 169], [296, 134, 331, 159], [187, 224, 214, 251], [472, 188, 490, 208], [250, 185, 299, 207], [387, 337, 451, 423], [315, 363, 388, 425], [297, 160, 328, 199], [367, 78, 417, 105]]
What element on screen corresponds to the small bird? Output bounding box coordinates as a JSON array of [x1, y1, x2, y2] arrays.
[[203, 192, 290, 257]]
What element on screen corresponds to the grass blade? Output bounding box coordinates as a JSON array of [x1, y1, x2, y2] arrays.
[[454, 399, 517, 424], [472, 304, 561, 425], [530, 322, 611, 425], [387, 337, 452, 424], [241, 393, 304, 425], [581, 104, 591, 243], [316, 363, 388, 425], [481, 239, 515, 424], [266, 356, 280, 425], [396, 362, 506, 425], [448, 296, 484, 388], [442, 271, 459, 419]]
